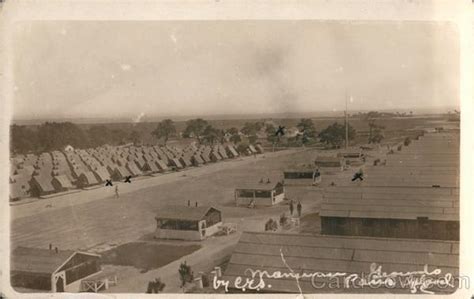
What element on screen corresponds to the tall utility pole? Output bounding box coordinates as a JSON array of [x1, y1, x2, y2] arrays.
[[345, 92, 349, 149]]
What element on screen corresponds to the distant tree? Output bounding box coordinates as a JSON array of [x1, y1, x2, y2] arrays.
[[10, 124, 38, 154], [241, 122, 263, 136], [226, 127, 241, 144], [248, 135, 257, 144], [87, 125, 111, 147], [178, 261, 194, 287], [201, 125, 221, 145], [366, 115, 385, 144], [182, 118, 208, 143], [236, 142, 250, 155], [296, 118, 317, 137], [265, 124, 277, 143], [152, 119, 176, 144], [36, 122, 89, 152], [318, 122, 356, 148], [110, 129, 127, 145], [241, 122, 264, 144], [129, 130, 141, 146], [297, 118, 317, 145], [364, 110, 386, 122]]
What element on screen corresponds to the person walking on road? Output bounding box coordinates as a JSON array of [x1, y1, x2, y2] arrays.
[[115, 185, 119, 199], [297, 201, 302, 218], [289, 199, 294, 216]]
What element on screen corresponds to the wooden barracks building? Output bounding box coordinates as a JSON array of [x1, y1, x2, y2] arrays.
[[320, 186, 459, 240], [155, 205, 223, 241], [11, 246, 101, 292]]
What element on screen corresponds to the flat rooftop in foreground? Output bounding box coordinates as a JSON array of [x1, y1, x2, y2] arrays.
[[222, 231, 459, 294], [321, 186, 459, 221]]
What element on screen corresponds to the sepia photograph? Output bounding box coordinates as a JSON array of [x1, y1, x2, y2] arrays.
[[0, 1, 471, 298]]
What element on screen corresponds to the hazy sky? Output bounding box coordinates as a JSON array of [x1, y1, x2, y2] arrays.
[[12, 21, 459, 120]]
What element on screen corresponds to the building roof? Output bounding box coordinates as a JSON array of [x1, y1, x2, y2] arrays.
[[52, 175, 73, 188], [222, 231, 459, 294], [236, 176, 284, 191], [321, 186, 459, 221], [11, 247, 76, 275], [10, 181, 30, 199], [93, 167, 110, 181], [80, 171, 99, 185], [155, 205, 220, 221], [32, 175, 55, 192], [284, 164, 317, 173], [155, 159, 168, 170]]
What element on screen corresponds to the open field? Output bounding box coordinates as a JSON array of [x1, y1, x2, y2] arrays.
[[11, 148, 327, 250]]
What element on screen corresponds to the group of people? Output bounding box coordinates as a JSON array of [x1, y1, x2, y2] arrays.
[[289, 199, 303, 218]]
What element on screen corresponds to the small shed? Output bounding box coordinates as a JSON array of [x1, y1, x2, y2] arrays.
[[11, 246, 101, 292], [225, 145, 239, 158], [126, 162, 143, 177], [51, 175, 74, 192], [155, 205, 223, 241], [200, 152, 211, 163], [217, 147, 228, 159], [154, 159, 169, 172], [248, 144, 258, 154], [314, 156, 345, 173], [77, 171, 99, 188], [255, 144, 265, 154], [10, 180, 30, 201], [143, 161, 159, 173], [191, 154, 204, 166], [30, 175, 55, 197], [93, 167, 110, 183], [337, 151, 365, 166], [283, 165, 321, 185], [111, 166, 131, 181], [170, 158, 183, 169], [235, 178, 285, 207], [179, 156, 193, 168], [210, 151, 222, 162]]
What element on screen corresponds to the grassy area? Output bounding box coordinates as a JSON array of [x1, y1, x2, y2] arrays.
[[101, 242, 201, 272]]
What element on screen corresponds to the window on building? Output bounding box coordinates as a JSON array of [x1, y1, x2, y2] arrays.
[[238, 190, 255, 197]]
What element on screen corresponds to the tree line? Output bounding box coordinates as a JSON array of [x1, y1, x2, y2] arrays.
[[11, 115, 387, 154]]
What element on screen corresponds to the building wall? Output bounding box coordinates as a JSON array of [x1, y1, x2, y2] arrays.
[[155, 222, 203, 240], [155, 220, 222, 240], [11, 271, 51, 291], [321, 217, 459, 241], [202, 221, 223, 237], [273, 192, 285, 205], [64, 270, 102, 292], [284, 178, 314, 185], [236, 196, 273, 207]]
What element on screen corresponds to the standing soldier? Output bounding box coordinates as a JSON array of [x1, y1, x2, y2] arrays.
[[297, 201, 302, 218], [289, 199, 294, 216], [115, 185, 119, 199]]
